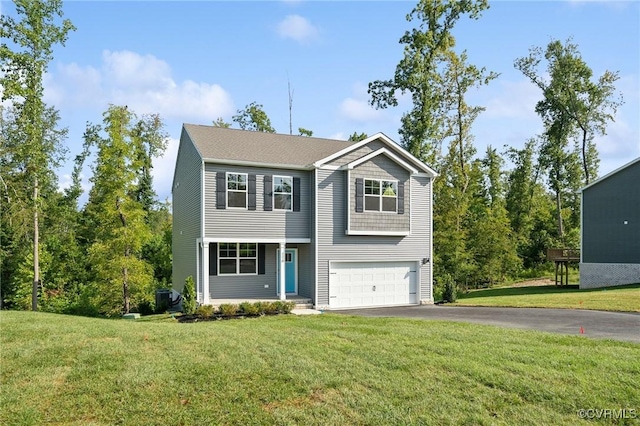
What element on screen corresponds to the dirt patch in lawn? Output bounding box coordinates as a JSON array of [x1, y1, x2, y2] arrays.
[[509, 278, 555, 287]]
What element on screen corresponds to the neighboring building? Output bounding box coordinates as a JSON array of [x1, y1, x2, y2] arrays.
[[580, 157, 640, 289], [172, 124, 437, 309]]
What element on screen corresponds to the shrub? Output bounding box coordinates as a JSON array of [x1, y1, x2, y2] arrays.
[[195, 304, 215, 318], [218, 303, 239, 317], [262, 301, 279, 315], [442, 273, 458, 303], [137, 300, 155, 316], [182, 276, 196, 315], [252, 301, 268, 315], [273, 300, 296, 314], [239, 302, 259, 316]]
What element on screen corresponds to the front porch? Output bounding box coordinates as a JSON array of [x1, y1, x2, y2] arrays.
[[195, 237, 313, 305], [208, 295, 313, 309]]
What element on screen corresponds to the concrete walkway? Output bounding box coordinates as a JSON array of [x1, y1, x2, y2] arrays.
[[335, 305, 640, 343]]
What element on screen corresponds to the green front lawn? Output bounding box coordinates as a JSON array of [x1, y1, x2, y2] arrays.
[[455, 283, 640, 312], [1, 311, 638, 425]]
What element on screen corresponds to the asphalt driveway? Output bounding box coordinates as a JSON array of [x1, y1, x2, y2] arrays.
[[335, 305, 640, 343]]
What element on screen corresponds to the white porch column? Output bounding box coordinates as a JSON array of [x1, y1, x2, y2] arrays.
[[202, 242, 210, 305], [279, 241, 286, 300]]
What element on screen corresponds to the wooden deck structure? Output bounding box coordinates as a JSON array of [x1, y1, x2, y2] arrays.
[[547, 248, 580, 286]]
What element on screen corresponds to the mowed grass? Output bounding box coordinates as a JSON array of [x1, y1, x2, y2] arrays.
[[1, 312, 639, 425], [455, 283, 640, 312]]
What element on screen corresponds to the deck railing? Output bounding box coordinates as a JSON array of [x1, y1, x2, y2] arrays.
[[546, 248, 580, 262]]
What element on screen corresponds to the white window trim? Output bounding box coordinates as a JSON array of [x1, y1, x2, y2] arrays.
[[273, 175, 293, 211], [218, 242, 258, 275], [364, 178, 398, 213], [226, 172, 248, 209]]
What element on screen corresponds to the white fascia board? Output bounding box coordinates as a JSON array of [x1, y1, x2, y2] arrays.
[[200, 237, 311, 244], [580, 156, 640, 192], [314, 168, 319, 308], [203, 158, 312, 171], [200, 160, 205, 241], [345, 230, 410, 236], [347, 169, 351, 234], [347, 147, 419, 174], [313, 133, 384, 167], [315, 132, 438, 176]]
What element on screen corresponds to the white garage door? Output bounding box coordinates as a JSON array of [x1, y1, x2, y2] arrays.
[[329, 261, 418, 309]]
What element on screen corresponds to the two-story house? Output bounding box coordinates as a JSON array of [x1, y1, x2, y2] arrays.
[[172, 124, 437, 309]]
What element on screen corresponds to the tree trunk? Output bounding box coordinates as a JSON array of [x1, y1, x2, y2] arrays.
[[122, 265, 130, 314], [581, 126, 590, 185], [555, 190, 564, 241], [32, 177, 39, 311]]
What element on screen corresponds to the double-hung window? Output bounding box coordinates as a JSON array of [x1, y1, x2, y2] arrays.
[[273, 176, 293, 211], [364, 179, 397, 212], [219, 243, 257, 275], [227, 173, 247, 208]]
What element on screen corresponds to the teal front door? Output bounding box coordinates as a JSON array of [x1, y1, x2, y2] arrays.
[[277, 249, 297, 294]]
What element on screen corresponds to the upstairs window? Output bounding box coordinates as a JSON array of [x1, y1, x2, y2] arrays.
[[227, 173, 247, 208], [273, 176, 293, 210], [364, 179, 397, 212]]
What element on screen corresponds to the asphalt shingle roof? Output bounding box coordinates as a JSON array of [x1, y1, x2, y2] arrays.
[[184, 124, 359, 167]]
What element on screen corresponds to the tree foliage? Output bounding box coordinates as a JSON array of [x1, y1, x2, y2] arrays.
[[232, 102, 275, 133], [82, 105, 168, 316], [347, 132, 368, 142], [0, 0, 75, 310], [369, 0, 491, 165]]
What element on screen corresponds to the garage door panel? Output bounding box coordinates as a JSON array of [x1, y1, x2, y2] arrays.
[[329, 261, 418, 308]]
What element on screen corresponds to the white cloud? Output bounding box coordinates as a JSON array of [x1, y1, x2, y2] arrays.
[[276, 15, 319, 44], [483, 79, 542, 121], [337, 81, 386, 123], [339, 97, 383, 122], [329, 131, 345, 140], [44, 50, 234, 122]]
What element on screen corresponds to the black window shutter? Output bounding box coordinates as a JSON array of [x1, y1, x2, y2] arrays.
[[258, 244, 266, 275], [248, 174, 257, 210], [293, 177, 301, 212], [355, 178, 364, 213], [264, 175, 273, 211], [216, 172, 226, 209], [397, 182, 405, 214], [209, 243, 217, 276]]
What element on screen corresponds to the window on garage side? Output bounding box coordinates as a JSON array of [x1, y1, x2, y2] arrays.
[[227, 173, 247, 208], [364, 179, 397, 212], [273, 176, 292, 210], [219, 243, 257, 275]]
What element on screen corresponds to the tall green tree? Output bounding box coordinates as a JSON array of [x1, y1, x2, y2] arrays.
[[515, 39, 622, 185], [0, 0, 75, 311], [232, 102, 275, 133], [82, 105, 168, 316], [467, 147, 520, 285], [368, 0, 490, 165]]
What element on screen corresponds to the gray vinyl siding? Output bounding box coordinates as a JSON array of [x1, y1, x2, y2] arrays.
[[350, 155, 410, 232], [209, 243, 313, 299], [204, 164, 311, 239], [172, 131, 202, 293], [582, 161, 640, 264], [330, 140, 387, 166], [290, 243, 314, 298], [316, 169, 432, 306], [308, 171, 316, 300]]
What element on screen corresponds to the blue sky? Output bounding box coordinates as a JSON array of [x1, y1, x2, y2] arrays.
[[2, 0, 638, 202]]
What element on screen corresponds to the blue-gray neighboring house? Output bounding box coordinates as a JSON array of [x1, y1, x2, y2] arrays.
[[172, 124, 437, 309], [580, 157, 640, 289]]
